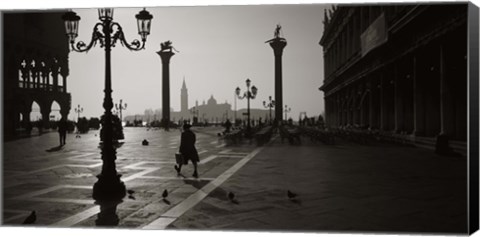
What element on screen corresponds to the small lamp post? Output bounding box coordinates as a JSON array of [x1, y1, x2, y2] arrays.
[[115, 99, 127, 122], [62, 8, 153, 201], [284, 105, 291, 121], [74, 104, 83, 122], [263, 96, 275, 124], [190, 107, 199, 125], [236, 78, 258, 137]]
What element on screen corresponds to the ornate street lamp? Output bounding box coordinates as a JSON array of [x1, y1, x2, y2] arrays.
[[62, 8, 153, 201], [263, 96, 275, 124], [236, 78, 258, 137], [74, 104, 83, 122], [284, 105, 291, 121], [115, 99, 127, 122]]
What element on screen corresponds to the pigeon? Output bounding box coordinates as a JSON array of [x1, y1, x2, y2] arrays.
[[227, 192, 239, 204], [127, 190, 135, 195], [162, 189, 168, 199], [22, 211, 36, 224], [142, 139, 149, 146], [287, 190, 298, 199], [227, 192, 235, 201]]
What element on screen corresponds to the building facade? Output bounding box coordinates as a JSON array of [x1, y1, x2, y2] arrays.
[[3, 11, 72, 140], [319, 4, 467, 142]]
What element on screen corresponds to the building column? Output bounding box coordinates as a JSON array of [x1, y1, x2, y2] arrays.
[[413, 55, 425, 136], [394, 63, 404, 132], [352, 88, 358, 126], [41, 107, 51, 129], [379, 71, 387, 130], [51, 62, 59, 92], [368, 81, 375, 129], [439, 43, 454, 136], [325, 97, 330, 126]]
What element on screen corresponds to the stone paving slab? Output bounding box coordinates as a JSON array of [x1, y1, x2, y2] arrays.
[[2, 127, 470, 234], [3, 127, 259, 229], [170, 137, 468, 234]]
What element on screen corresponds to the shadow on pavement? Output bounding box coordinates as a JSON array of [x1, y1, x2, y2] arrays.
[[183, 179, 209, 190], [45, 145, 63, 152]]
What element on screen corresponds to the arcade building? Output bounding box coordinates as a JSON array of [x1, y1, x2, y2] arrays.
[[319, 4, 467, 148], [3, 11, 72, 140]]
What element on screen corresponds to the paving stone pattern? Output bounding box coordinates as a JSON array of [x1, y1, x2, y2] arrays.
[[2, 127, 468, 234]]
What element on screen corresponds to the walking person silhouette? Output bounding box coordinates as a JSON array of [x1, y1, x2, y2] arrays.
[[175, 123, 200, 178], [57, 118, 68, 146]]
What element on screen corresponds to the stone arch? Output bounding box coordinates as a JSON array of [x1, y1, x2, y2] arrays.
[[30, 100, 42, 121], [50, 100, 62, 122]]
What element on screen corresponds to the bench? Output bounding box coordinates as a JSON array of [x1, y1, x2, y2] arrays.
[[254, 126, 274, 146], [224, 129, 243, 145], [279, 126, 301, 145]]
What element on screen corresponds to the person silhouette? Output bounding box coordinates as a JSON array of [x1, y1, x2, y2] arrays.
[[175, 123, 200, 177], [225, 119, 232, 133], [57, 118, 68, 146]]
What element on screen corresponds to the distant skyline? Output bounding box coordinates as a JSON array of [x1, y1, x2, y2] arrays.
[[64, 5, 328, 120]]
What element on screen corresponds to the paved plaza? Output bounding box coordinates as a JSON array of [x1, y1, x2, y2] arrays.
[[2, 127, 468, 234]]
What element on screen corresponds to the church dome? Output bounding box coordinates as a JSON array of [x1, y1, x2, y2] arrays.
[[207, 95, 217, 105]]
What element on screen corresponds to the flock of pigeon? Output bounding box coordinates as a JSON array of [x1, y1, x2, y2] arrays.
[[22, 189, 300, 224]]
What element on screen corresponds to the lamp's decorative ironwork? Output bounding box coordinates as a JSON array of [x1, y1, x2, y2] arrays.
[[236, 78, 258, 137], [62, 8, 153, 201]]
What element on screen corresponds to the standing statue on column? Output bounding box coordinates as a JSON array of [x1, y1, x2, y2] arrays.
[[274, 24, 281, 38], [160, 40, 179, 53]]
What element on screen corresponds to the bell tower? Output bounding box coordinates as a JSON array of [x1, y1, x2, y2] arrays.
[[181, 77, 188, 113]]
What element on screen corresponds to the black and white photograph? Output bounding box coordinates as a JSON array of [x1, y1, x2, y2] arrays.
[[1, 0, 479, 236]]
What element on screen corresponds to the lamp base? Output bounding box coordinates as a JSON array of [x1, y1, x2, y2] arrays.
[[92, 174, 126, 201]]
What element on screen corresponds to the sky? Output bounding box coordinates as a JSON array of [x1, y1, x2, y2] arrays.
[[67, 5, 328, 120]]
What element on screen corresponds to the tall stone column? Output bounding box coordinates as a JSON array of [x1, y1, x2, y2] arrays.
[[157, 46, 175, 130], [267, 34, 287, 123]]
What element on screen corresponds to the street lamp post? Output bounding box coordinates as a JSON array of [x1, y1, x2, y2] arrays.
[[236, 78, 258, 137], [234, 90, 237, 124], [263, 96, 275, 124], [115, 99, 127, 122], [190, 107, 199, 125], [284, 105, 291, 121], [74, 104, 83, 122], [62, 8, 153, 201]]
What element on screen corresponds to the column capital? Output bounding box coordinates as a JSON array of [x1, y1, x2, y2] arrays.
[[157, 51, 175, 64], [267, 38, 287, 56]]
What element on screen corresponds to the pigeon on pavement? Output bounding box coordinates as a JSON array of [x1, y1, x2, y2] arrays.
[[287, 190, 298, 199], [22, 211, 36, 224]]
